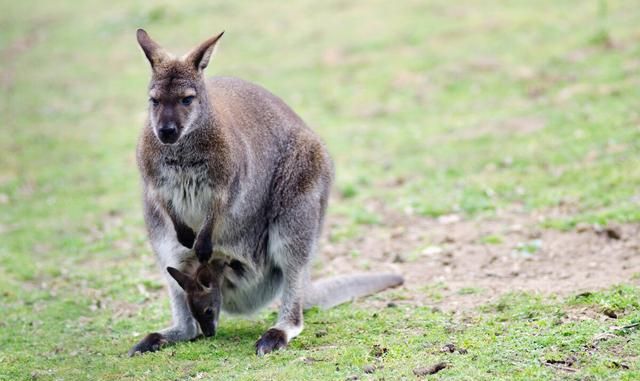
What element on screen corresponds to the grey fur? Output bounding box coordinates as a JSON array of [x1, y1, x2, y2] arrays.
[[130, 30, 403, 356], [305, 273, 404, 310]]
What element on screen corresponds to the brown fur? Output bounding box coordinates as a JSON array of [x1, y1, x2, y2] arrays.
[[130, 29, 401, 358], [167, 260, 226, 338]]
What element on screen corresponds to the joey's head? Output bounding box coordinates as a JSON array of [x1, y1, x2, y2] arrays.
[[136, 29, 224, 145], [166, 261, 225, 337]]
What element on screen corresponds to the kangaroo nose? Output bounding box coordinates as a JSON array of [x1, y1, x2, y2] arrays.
[[203, 328, 215, 338], [157, 124, 179, 144], [159, 125, 177, 135]]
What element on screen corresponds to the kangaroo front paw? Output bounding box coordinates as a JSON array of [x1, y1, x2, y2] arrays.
[[255, 328, 287, 356], [128, 332, 168, 356], [194, 236, 213, 263], [175, 224, 196, 249]]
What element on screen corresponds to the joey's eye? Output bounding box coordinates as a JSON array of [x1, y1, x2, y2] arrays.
[[181, 96, 195, 106], [149, 98, 159, 106], [204, 307, 214, 317]]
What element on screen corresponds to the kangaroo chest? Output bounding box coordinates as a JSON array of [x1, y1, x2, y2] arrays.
[[155, 157, 213, 230], [152, 155, 263, 261], [151, 150, 274, 295]]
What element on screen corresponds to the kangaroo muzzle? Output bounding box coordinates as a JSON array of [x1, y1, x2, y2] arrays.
[[200, 322, 216, 338], [157, 124, 180, 144]]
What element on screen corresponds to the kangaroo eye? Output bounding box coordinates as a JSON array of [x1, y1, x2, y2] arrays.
[[149, 98, 159, 106], [181, 96, 195, 106], [204, 307, 214, 317]]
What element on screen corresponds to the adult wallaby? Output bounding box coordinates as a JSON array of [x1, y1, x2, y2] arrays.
[[129, 29, 404, 357]]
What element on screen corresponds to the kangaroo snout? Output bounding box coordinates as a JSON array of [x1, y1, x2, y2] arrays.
[[201, 323, 216, 338], [157, 124, 180, 144]]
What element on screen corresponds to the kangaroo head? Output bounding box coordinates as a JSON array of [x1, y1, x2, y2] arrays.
[[136, 29, 224, 145], [166, 260, 225, 337]]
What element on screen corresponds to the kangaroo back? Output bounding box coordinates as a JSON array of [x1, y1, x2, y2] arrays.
[[304, 273, 404, 309]]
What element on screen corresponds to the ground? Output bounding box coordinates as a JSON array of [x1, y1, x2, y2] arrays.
[[1, 1, 639, 380], [323, 203, 640, 310]]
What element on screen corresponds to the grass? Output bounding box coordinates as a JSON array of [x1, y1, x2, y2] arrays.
[[1, 0, 639, 379]]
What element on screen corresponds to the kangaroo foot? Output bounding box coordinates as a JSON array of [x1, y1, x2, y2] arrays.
[[128, 332, 168, 356], [255, 328, 287, 356]]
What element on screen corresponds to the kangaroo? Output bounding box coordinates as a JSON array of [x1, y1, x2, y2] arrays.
[[128, 29, 404, 357]]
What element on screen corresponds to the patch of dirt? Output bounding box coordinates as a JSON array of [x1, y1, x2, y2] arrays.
[[542, 355, 578, 373], [413, 362, 447, 376], [318, 202, 640, 310], [562, 305, 613, 324]]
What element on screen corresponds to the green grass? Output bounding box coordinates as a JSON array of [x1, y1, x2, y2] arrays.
[[1, 0, 639, 379]]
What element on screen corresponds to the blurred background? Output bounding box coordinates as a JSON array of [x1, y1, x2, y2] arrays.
[[1, 1, 639, 379], [3, 0, 639, 274]]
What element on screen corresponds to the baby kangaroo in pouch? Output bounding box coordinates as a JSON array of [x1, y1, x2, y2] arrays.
[[129, 28, 403, 357], [166, 259, 226, 338]]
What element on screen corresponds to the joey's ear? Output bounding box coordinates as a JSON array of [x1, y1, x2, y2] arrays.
[[166, 267, 197, 292], [184, 31, 224, 71], [136, 28, 169, 68], [196, 266, 213, 287]]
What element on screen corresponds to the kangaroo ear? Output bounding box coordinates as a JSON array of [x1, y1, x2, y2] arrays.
[[136, 28, 169, 68], [166, 267, 197, 291], [184, 31, 224, 71]]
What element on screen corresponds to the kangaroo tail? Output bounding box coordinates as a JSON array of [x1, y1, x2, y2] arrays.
[[304, 273, 404, 310]]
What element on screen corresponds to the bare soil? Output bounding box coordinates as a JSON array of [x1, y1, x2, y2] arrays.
[[318, 203, 640, 310]]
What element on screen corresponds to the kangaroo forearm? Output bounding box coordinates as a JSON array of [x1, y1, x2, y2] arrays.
[[194, 226, 213, 263], [194, 211, 215, 263], [165, 201, 196, 249], [194, 193, 229, 263], [143, 190, 196, 249]]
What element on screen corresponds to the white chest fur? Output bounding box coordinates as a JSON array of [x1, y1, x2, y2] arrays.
[[155, 162, 213, 230]]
